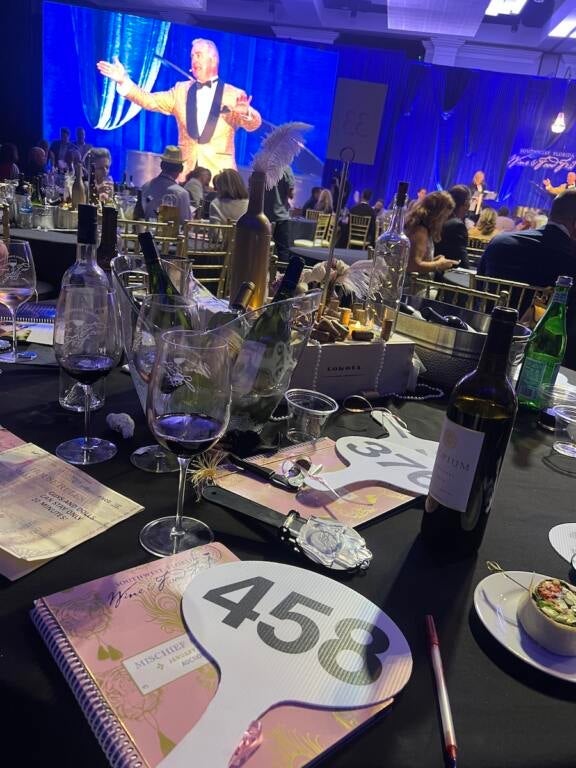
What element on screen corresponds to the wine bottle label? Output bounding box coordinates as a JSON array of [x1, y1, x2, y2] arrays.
[[516, 359, 560, 400], [427, 418, 484, 514]]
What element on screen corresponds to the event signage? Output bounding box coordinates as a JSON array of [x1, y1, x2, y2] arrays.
[[158, 560, 412, 768], [327, 78, 388, 165], [506, 148, 576, 173]]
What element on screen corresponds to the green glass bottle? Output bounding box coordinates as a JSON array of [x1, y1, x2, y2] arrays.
[[516, 275, 573, 410]]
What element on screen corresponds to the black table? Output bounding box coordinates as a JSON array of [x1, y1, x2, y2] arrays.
[[1, 363, 576, 768], [285, 217, 316, 246], [289, 246, 369, 266]]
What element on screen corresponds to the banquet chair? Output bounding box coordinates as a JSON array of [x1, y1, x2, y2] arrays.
[[471, 275, 552, 316], [407, 273, 508, 314], [347, 215, 372, 249], [178, 221, 235, 297], [305, 209, 322, 222], [293, 212, 331, 248], [117, 219, 180, 257]]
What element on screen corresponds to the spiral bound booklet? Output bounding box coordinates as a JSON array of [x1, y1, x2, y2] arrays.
[[31, 543, 391, 768]]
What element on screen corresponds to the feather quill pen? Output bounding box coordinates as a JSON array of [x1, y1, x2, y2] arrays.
[[252, 122, 313, 189]]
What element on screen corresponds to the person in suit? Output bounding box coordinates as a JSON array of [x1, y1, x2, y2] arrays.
[[435, 184, 471, 268], [97, 39, 262, 179], [543, 171, 576, 197], [478, 190, 576, 368], [349, 189, 377, 247]]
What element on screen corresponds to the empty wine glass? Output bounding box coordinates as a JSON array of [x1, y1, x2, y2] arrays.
[[141, 329, 231, 557], [130, 294, 197, 473], [0, 239, 38, 363], [54, 284, 122, 465]]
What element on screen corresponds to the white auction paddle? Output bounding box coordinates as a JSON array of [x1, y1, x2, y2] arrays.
[[159, 560, 412, 768], [302, 435, 435, 497]]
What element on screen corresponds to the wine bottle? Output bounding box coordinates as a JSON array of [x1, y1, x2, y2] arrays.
[[71, 162, 87, 210], [97, 206, 118, 272], [138, 230, 181, 298], [15, 173, 27, 198], [420, 306, 476, 332], [88, 163, 100, 207], [232, 257, 305, 397], [61, 204, 108, 289], [207, 281, 256, 330], [421, 306, 519, 554], [227, 171, 271, 310], [516, 275, 572, 410], [367, 180, 410, 335]]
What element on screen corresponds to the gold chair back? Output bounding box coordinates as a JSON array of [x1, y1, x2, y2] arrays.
[[407, 273, 508, 314], [305, 209, 321, 221], [117, 218, 181, 257], [347, 214, 372, 249], [471, 274, 552, 313], [178, 221, 235, 297]]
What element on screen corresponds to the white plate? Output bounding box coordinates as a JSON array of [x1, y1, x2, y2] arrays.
[[474, 571, 576, 682], [549, 523, 576, 564]]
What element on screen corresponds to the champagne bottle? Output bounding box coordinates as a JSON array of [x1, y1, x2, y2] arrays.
[[368, 180, 410, 335], [138, 230, 181, 297], [61, 204, 108, 289], [516, 275, 572, 410], [97, 206, 118, 272], [233, 256, 305, 397], [227, 171, 271, 310], [421, 306, 519, 554], [71, 162, 87, 210], [207, 281, 256, 330]]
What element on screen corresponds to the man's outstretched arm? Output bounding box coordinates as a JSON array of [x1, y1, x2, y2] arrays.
[[97, 57, 176, 115]]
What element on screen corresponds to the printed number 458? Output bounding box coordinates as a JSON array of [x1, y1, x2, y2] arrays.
[[203, 576, 389, 686]]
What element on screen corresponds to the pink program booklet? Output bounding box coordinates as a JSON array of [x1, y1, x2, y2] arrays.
[[31, 543, 392, 768], [217, 437, 415, 528]]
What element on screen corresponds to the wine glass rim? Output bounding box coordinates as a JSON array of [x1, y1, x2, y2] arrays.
[[160, 328, 227, 351]]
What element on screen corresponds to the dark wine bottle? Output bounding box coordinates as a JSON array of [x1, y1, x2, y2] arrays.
[[97, 206, 118, 272], [88, 163, 100, 207], [207, 281, 256, 331], [61, 204, 108, 289], [138, 230, 181, 297], [420, 306, 475, 332], [421, 306, 519, 554], [272, 257, 305, 303]]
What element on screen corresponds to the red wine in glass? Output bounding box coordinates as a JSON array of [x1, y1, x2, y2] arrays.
[[61, 354, 117, 386], [151, 413, 225, 457]]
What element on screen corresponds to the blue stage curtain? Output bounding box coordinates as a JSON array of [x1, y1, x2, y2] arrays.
[[69, 5, 169, 131]]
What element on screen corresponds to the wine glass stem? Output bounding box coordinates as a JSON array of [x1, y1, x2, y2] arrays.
[[174, 456, 192, 536], [82, 384, 92, 448], [9, 307, 17, 360]]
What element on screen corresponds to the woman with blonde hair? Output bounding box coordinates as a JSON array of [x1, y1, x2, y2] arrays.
[[405, 191, 460, 275], [468, 207, 498, 242], [314, 188, 333, 214], [209, 168, 249, 223]]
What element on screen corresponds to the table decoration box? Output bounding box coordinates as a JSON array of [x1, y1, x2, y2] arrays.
[[31, 543, 392, 768], [290, 335, 417, 399]]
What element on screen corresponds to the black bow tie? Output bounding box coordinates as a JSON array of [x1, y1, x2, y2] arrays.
[[196, 79, 217, 89]]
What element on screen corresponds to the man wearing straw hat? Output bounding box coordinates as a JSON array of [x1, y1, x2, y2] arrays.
[[137, 146, 191, 225], [97, 38, 261, 179]]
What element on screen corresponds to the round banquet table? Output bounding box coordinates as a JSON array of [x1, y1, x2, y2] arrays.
[[10, 226, 77, 292], [1, 360, 576, 768], [289, 245, 369, 266], [285, 217, 316, 245]]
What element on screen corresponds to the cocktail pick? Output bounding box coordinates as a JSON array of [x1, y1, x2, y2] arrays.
[[486, 561, 529, 591]]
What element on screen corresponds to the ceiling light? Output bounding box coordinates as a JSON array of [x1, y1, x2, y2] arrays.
[[549, 18, 576, 37], [551, 111, 566, 134], [485, 0, 528, 17]]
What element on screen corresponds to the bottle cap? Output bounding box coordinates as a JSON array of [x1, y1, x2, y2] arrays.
[[556, 275, 573, 287], [491, 306, 518, 324], [77, 204, 98, 244]]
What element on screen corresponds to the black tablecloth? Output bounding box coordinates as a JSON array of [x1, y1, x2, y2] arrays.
[[1, 364, 576, 768], [285, 217, 316, 246]]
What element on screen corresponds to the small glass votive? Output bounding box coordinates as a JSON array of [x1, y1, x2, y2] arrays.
[[284, 388, 338, 444], [538, 384, 576, 432], [553, 405, 576, 457], [59, 370, 106, 412]]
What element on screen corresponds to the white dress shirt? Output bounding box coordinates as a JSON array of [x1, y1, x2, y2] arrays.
[[195, 78, 219, 135]]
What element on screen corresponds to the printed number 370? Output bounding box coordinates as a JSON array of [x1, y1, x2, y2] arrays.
[[203, 576, 389, 686]]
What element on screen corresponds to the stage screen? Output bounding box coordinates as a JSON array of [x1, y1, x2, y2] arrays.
[[42, 1, 338, 187]]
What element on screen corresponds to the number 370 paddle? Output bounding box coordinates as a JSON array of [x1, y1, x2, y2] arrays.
[[159, 561, 413, 768]]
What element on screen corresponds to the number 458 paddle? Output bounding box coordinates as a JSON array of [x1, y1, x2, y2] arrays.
[[159, 561, 412, 768]]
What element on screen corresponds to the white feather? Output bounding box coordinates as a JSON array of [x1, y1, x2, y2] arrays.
[[252, 122, 313, 189]]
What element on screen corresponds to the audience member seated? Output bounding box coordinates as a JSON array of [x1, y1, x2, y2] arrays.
[[49, 127, 72, 169], [90, 147, 115, 204], [0, 143, 20, 180], [184, 167, 212, 217], [515, 212, 538, 231], [209, 169, 248, 224], [405, 191, 459, 276], [407, 187, 427, 211], [73, 127, 92, 164], [435, 184, 471, 269], [302, 186, 321, 215], [349, 188, 377, 246], [478, 191, 576, 368], [137, 145, 191, 225], [27, 146, 47, 177], [495, 206, 515, 232], [468, 208, 498, 242], [314, 189, 333, 214]]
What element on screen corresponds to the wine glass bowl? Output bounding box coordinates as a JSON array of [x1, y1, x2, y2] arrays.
[[140, 329, 231, 557], [53, 284, 122, 465], [0, 239, 38, 363]]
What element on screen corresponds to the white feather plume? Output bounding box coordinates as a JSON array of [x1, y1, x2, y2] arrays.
[[252, 122, 313, 189]]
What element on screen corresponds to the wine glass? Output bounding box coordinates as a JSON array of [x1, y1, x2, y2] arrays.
[[140, 329, 231, 557], [130, 294, 197, 473], [0, 239, 38, 363], [53, 284, 122, 465]]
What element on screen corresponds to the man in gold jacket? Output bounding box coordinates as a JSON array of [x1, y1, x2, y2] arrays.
[[97, 38, 262, 179], [543, 171, 576, 196]]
